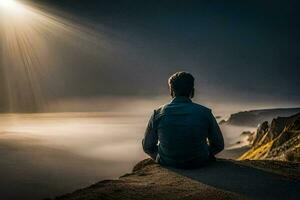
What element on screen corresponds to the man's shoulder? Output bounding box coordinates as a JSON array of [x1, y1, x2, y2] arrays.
[[154, 101, 212, 114], [154, 104, 168, 114], [191, 102, 212, 113]]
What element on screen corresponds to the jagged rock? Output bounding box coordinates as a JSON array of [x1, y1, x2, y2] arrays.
[[285, 147, 300, 162], [252, 121, 269, 147], [239, 113, 300, 161]]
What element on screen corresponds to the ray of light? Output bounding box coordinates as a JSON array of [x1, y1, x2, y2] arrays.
[[0, 0, 111, 112], [0, 0, 23, 11]]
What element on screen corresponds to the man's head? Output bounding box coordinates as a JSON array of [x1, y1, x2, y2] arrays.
[[168, 71, 195, 98]]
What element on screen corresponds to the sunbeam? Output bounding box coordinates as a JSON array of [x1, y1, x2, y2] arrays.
[[0, 0, 23, 11], [0, 0, 109, 112]]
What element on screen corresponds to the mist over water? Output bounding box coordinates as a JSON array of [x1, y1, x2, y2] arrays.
[[0, 112, 147, 200]]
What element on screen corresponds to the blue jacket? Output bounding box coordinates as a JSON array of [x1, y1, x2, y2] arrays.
[[142, 96, 224, 167]]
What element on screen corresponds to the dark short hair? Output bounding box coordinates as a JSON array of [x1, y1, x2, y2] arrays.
[[168, 72, 194, 97]]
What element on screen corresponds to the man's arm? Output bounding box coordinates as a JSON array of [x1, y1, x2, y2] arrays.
[[207, 111, 224, 155], [142, 111, 158, 160]]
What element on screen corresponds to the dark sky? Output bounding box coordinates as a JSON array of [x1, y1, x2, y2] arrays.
[[12, 0, 300, 104]]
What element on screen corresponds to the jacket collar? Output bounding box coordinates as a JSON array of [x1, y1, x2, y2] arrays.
[[171, 96, 192, 103]]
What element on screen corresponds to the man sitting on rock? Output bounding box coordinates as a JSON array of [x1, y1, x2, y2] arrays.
[[142, 71, 224, 168]]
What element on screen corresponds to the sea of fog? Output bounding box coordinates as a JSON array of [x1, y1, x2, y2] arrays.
[[0, 112, 148, 200], [3, 96, 291, 200], [0, 111, 256, 200]]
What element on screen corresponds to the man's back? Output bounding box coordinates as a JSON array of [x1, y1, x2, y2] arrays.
[[142, 72, 224, 168], [143, 96, 224, 168]]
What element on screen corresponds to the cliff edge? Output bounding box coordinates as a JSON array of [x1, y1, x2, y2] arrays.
[[54, 159, 244, 200], [54, 158, 299, 200], [220, 107, 300, 127]]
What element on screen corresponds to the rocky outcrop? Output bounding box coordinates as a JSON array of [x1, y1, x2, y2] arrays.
[[53, 158, 300, 200], [54, 159, 245, 200], [239, 113, 300, 162], [252, 121, 269, 146], [221, 108, 300, 127]]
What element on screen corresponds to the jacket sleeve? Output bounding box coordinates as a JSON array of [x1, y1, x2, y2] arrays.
[[142, 111, 159, 160], [207, 110, 224, 155]]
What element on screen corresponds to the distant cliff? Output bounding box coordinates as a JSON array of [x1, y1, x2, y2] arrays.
[[239, 113, 300, 162], [220, 107, 300, 127]]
